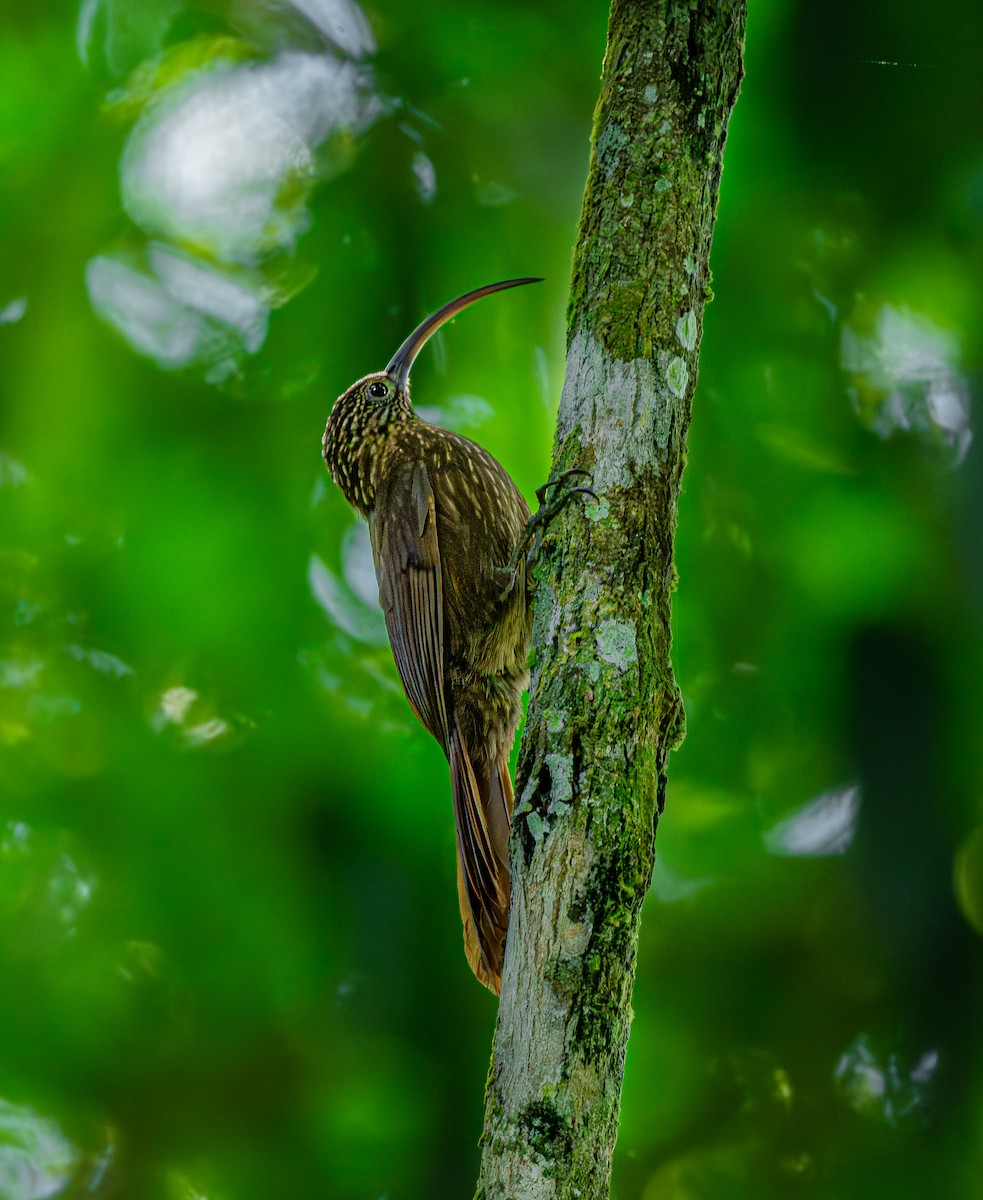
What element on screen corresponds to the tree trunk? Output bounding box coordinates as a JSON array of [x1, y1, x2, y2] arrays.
[[475, 2, 746, 1197]]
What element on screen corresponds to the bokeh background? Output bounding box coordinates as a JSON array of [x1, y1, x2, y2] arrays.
[[2, 1, 983, 1197]]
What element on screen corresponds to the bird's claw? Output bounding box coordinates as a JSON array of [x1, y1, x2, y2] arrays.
[[498, 468, 598, 601], [534, 468, 595, 508]]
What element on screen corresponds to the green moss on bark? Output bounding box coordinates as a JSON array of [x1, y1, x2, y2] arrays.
[[476, 3, 746, 1198]]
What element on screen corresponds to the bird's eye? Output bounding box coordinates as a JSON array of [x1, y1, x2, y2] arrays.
[[367, 381, 388, 399]]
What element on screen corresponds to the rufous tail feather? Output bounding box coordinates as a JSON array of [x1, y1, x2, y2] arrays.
[[449, 727, 512, 994]]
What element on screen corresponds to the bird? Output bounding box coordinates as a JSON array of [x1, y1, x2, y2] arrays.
[[322, 278, 543, 994]]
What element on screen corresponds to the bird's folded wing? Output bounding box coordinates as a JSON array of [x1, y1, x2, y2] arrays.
[[370, 457, 510, 992], [370, 461, 450, 752]]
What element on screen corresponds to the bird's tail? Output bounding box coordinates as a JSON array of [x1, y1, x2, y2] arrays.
[[449, 726, 513, 994]]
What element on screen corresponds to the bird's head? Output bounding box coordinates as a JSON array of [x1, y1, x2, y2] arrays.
[[322, 277, 541, 505]]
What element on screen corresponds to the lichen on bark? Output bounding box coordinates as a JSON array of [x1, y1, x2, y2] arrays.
[[475, 3, 746, 1198]]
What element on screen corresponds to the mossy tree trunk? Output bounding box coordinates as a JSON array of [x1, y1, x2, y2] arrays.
[[475, 2, 746, 1197]]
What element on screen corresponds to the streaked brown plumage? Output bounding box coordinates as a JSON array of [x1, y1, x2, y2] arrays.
[[321, 279, 539, 993]]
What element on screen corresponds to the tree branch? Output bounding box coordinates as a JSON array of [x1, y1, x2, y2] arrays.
[[476, 2, 746, 1196]]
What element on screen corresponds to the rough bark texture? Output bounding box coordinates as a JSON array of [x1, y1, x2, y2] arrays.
[[475, 2, 746, 1198]]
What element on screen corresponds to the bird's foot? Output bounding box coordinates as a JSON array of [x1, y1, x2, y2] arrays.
[[498, 469, 598, 600]]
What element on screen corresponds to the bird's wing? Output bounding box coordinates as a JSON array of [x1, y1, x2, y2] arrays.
[[370, 460, 450, 753], [370, 456, 511, 992]]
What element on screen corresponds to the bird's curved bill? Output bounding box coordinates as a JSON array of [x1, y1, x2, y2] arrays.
[[385, 277, 543, 390]]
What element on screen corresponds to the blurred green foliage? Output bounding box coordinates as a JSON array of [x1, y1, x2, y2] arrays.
[[2, 1, 982, 1198]]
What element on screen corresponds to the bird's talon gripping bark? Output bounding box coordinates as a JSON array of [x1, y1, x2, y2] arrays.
[[499, 468, 598, 600], [534, 467, 594, 508], [563, 484, 600, 505]]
